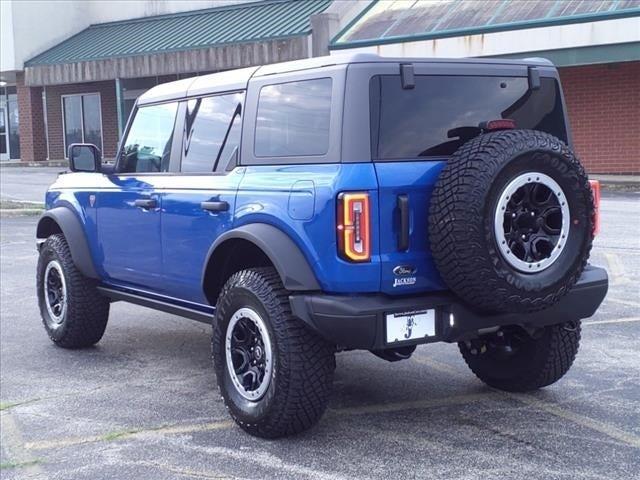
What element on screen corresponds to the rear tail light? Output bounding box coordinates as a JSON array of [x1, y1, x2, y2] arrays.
[[589, 180, 601, 236], [479, 119, 516, 131], [337, 192, 371, 262]]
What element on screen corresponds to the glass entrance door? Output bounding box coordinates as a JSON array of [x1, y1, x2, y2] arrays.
[[0, 99, 8, 161]]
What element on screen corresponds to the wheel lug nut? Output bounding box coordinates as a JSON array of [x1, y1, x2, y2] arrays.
[[521, 234, 526, 240]]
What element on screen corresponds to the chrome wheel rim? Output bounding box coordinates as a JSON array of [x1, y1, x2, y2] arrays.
[[225, 307, 273, 401], [44, 260, 67, 326], [494, 172, 570, 273]]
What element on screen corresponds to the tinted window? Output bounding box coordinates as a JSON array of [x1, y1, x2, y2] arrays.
[[182, 93, 243, 173], [370, 75, 567, 159], [120, 102, 178, 173], [255, 78, 332, 157]]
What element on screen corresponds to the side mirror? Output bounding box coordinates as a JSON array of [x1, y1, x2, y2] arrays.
[[68, 143, 101, 172]]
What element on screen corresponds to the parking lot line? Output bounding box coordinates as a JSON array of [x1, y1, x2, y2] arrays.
[[413, 355, 640, 449], [604, 252, 630, 285], [605, 297, 640, 309], [162, 438, 359, 480], [24, 419, 233, 452], [0, 411, 46, 477], [510, 394, 640, 449], [583, 317, 640, 326]]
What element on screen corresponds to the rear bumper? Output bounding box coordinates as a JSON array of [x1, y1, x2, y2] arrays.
[[289, 265, 608, 350]]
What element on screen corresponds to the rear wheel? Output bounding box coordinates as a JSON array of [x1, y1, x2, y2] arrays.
[[459, 322, 581, 392], [212, 267, 335, 438], [37, 234, 110, 348]]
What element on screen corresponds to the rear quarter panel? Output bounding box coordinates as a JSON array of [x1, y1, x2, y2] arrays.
[[235, 164, 381, 293]]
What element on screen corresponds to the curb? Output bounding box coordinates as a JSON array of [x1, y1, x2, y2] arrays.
[[0, 161, 68, 168], [0, 209, 44, 217]]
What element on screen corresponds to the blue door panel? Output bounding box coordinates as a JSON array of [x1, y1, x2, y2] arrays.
[[96, 176, 163, 291], [161, 170, 245, 304]]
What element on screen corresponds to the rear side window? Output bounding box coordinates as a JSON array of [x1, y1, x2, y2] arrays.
[[182, 92, 244, 173], [119, 102, 178, 173], [255, 78, 332, 157], [370, 75, 567, 160]]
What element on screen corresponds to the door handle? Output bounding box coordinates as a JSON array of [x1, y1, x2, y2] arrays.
[[397, 194, 409, 251], [134, 198, 157, 209], [201, 201, 229, 212]]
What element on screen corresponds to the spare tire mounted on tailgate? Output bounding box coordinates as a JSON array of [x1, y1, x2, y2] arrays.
[[429, 129, 594, 314]]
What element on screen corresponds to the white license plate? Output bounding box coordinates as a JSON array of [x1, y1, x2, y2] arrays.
[[385, 310, 435, 344]]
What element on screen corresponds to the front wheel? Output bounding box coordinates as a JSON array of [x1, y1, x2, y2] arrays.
[[37, 234, 110, 348], [212, 267, 335, 438], [459, 322, 581, 392]]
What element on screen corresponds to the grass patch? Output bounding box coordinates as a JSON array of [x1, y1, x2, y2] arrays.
[[0, 398, 40, 411], [101, 428, 142, 442], [0, 459, 41, 470], [0, 200, 44, 210], [0, 401, 20, 411]]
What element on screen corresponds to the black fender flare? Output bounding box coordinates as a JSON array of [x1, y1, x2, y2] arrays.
[[202, 223, 321, 296], [36, 207, 99, 279]]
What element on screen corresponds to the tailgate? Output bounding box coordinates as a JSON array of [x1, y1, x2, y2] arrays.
[[374, 160, 447, 295]]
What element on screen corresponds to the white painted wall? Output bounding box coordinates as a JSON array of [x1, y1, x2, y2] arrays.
[[0, 0, 16, 73], [1, 0, 257, 72], [331, 17, 640, 59]]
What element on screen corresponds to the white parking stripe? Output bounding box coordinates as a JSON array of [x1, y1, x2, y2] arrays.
[[583, 317, 640, 326]]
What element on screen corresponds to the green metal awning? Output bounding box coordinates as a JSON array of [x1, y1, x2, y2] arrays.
[[331, 0, 640, 49], [26, 0, 331, 66]]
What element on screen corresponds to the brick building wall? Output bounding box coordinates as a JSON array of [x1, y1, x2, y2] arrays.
[[44, 80, 120, 160], [16, 74, 47, 162], [559, 61, 640, 174]]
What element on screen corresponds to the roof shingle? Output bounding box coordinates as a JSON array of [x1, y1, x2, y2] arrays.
[[26, 0, 331, 66]]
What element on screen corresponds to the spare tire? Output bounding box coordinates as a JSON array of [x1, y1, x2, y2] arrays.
[[428, 129, 594, 314]]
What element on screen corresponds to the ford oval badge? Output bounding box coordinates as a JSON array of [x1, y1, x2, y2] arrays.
[[393, 265, 417, 276]]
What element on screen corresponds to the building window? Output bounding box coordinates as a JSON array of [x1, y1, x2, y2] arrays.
[[62, 93, 103, 157], [255, 78, 332, 157]]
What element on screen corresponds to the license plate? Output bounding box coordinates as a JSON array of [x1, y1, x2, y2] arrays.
[[385, 310, 435, 344]]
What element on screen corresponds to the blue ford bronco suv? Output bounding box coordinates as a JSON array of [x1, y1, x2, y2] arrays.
[[37, 54, 608, 438]]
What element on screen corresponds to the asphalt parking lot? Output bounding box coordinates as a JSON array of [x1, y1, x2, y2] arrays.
[[1, 190, 639, 480]]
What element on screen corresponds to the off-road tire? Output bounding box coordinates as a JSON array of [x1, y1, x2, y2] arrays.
[[212, 267, 335, 438], [37, 234, 110, 348], [429, 129, 594, 313], [459, 322, 581, 392]]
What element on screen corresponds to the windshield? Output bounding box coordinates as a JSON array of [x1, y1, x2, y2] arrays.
[[370, 75, 567, 160]]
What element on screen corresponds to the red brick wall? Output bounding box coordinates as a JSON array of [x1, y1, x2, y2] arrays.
[[559, 61, 640, 174], [16, 73, 47, 162], [45, 81, 119, 160]]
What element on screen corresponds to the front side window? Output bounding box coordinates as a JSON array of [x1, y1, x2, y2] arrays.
[[370, 75, 567, 160], [255, 78, 332, 157], [119, 102, 178, 173], [62, 93, 103, 156], [182, 92, 243, 173]]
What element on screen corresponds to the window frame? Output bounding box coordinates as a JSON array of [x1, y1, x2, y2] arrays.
[[177, 90, 246, 175], [113, 99, 182, 176], [61, 92, 103, 159], [241, 65, 345, 166], [340, 62, 572, 163]]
